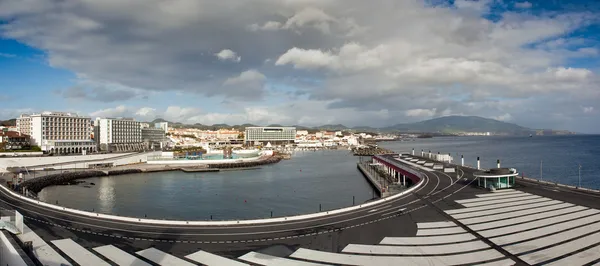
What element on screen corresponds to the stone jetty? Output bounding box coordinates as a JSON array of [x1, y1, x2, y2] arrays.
[[352, 146, 395, 156]]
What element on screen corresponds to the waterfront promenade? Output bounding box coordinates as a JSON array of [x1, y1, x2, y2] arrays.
[[1, 153, 600, 265]]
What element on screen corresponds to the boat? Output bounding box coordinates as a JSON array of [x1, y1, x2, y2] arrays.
[[529, 134, 533, 138]]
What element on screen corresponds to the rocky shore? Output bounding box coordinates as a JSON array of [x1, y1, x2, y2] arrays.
[[352, 147, 395, 156]]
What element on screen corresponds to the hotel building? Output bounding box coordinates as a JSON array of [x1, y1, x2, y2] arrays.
[[245, 127, 296, 145], [17, 112, 95, 154], [95, 118, 144, 152]]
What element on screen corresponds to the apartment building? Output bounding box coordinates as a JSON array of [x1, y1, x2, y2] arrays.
[[95, 118, 144, 152], [16, 114, 31, 135], [17, 112, 95, 154], [245, 127, 296, 145]]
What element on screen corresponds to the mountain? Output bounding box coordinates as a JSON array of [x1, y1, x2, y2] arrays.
[[0, 119, 16, 127], [386, 116, 531, 134], [148, 115, 561, 135]]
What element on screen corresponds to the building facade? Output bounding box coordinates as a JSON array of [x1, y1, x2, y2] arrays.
[[16, 114, 31, 136], [20, 112, 95, 154], [96, 118, 143, 152], [142, 128, 166, 150], [245, 127, 296, 145]]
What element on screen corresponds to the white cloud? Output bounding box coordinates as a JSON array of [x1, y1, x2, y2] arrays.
[[492, 113, 513, 121], [90, 105, 129, 118], [275, 43, 387, 73], [135, 107, 157, 118], [215, 49, 241, 62], [0, 53, 16, 58], [223, 69, 266, 85], [550, 67, 593, 81], [283, 7, 335, 34], [514, 2, 533, 9], [248, 21, 282, 31], [583, 106, 594, 114], [405, 108, 437, 118]]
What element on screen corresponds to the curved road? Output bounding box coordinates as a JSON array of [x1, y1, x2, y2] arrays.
[[0, 154, 475, 257]]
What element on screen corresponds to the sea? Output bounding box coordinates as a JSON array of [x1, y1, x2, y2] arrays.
[[38, 135, 600, 220]]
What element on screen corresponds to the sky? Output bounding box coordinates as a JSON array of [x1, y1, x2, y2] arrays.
[[0, 0, 599, 133]]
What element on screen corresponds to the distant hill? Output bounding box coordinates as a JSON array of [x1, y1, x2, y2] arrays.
[[386, 116, 531, 134], [0, 119, 16, 127], [147, 115, 560, 135]]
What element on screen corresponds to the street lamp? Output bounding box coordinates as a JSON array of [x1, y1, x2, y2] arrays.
[[578, 164, 582, 188]]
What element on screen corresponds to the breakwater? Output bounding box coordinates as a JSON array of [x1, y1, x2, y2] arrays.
[[207, 156, 282, 169], [352, 147, 394, 156], [14, 156, 283, 196]]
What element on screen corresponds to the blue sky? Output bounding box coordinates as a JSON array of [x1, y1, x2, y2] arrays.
[[1, 0, 599, 132]]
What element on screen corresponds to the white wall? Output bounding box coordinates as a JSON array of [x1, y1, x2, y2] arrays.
[[30, 116, 42, 147], [0, 232, 28, 266], [0, 153, 135, 171]]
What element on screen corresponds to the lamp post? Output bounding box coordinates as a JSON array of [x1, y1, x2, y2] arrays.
[[579, 164, 582, 188], [540, 160, 543, 181]]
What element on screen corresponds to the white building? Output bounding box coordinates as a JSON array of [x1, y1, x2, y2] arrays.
[[344, 135, 360, 146], [155, 122, 169, 134], [245, 127, 296, 145], [16, 114, 31, 135], [95, 118, 143, 152], [18, 112, 95, 154], [296, 130, 309, 136]]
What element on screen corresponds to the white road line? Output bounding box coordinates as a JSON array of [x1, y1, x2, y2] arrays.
[[93, 245, 151, 266], [518, 230, 600, 265], [458, 203, 574, 225], [136, 248, 195, 266], [545, 244, 600, 266], [489, 189, 517, 193], [460, 195, 541, 208], [476, 258, 517, 266], [51, 239, 110, 266], [452, 200, 563, 219], [480, 210, 600, 238], [456, 193, 531, 203], [342, 240, 491, 255], [290, 248, 507, 266], [238, 252, 331, 266], [493, 217, 600, 248], [468, 206, 588, 231], [185, 250, 248, 266], [446, 198, 553, 215], [475, 191, 525, 198], [416, 226, 465, 236], [416, 221, 456, 229], [380, 233, 477, 245]]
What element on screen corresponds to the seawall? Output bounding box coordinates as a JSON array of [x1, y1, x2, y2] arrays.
[[357, 163, 385, 197], [12, 156, 283, 195]]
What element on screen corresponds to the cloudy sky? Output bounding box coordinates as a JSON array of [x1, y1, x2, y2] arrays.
[[1, 0, 599, 132]]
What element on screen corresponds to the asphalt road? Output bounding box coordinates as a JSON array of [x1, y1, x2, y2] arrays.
[[0, 154, 490, 259]]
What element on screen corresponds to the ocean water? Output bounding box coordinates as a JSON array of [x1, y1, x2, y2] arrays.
[[380, 135, 600, 189], [38, 150, 375, 220]]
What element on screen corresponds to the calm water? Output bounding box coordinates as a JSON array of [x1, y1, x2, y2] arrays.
[[39, 150, 375, 220], [39, 135, 600, 220], [380, 135, 600, 189]]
